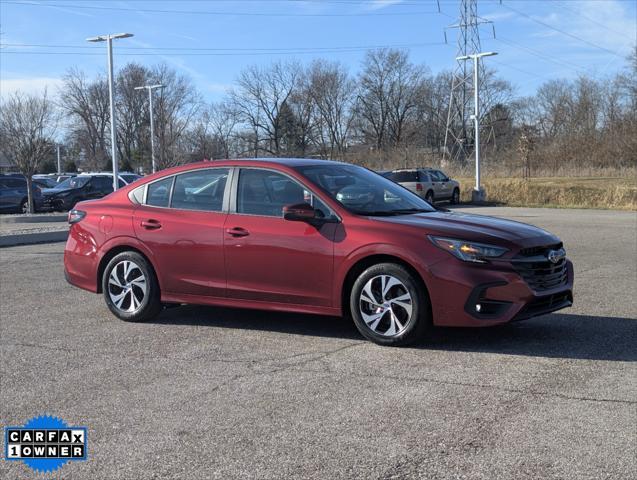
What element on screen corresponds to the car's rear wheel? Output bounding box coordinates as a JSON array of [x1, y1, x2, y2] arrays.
[[451, 188, 460, 204], [350, 263, 431, 346], [425, 190, 434, 204], [102, 252, 162, 322], [20, 198, 29, 214]]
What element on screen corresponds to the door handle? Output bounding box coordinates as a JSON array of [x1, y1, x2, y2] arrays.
[[226, 227, 250, 237], [141, 219, 162, 230]]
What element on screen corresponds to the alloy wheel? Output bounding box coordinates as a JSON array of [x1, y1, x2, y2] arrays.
[[358, 274, 413, 337], [108, 260, 147, 313]]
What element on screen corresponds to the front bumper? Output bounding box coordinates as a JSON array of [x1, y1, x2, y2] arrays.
[[426, 258, 574, 327], [41, 196, 72, 211]]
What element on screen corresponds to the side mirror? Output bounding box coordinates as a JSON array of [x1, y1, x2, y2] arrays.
[[283, 202, 316, 222]]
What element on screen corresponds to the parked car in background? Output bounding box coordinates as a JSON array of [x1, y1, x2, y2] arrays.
[[118, 172, 142, 185], [0, 175, 43, 213], [384, 168, 460, 204], [42, 172, 141, 211], [64, 158, 573, 347]]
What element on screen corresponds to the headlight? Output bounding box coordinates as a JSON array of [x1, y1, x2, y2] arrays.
[[429, 236, 508, 263]]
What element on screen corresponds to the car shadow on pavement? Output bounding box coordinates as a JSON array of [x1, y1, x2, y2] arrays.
[[153, 307, 635, 361], [427, 313, 637, 362], [153, 304, 362, 340]]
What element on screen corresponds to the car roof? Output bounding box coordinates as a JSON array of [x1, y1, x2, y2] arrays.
[[391, 167, 433, 172], [148, 158, 348, 177]]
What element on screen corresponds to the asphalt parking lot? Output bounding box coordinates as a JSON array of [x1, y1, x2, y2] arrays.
[[1, 206, 635, 479]]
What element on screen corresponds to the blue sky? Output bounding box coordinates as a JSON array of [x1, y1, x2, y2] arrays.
[[1, 0, 635, 101]]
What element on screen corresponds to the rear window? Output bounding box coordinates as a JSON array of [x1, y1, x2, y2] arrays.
[[389, 171, 419, 183]]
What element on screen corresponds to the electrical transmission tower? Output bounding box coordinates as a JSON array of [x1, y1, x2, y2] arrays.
[[443, 0, 494, 165]]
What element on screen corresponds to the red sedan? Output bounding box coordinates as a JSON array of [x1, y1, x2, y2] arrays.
[[64, 159, 573, 346]]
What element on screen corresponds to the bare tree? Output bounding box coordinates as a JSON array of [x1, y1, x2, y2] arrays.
[[230, 61, 301, 156], [209, 101, 240, 159], [0, 91, 58, 213], [116, 63, 151, 171], [307, 60, 355, 159], [151, 64, 201, 168], [356, 49, 425, 155], [60, 68, 110, 171]]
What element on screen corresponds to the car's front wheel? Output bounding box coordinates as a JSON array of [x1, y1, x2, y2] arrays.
[[350, 263, 431, 346], [102, 251, 162, 322]]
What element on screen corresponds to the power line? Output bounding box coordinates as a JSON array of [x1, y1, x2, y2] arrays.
[[500, 2, 628, 57], [494, 36, 586, 72], [0, 42, 447, 56], [2, 1, 440, 16], [0, 41, 445, 52], [554, 0, 629, 37]]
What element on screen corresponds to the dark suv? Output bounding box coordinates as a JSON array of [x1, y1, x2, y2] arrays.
[[42, 174, 129, 211], [0, 175, 44, 213]]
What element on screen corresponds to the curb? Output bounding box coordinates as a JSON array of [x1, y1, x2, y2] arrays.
[[1, 214, 67, 224], [0, 230, 68, 247]]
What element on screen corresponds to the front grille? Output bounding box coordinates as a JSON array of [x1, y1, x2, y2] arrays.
[[518, 242, 562, 257], [512, 244, 568, 292], [513, 291, 573, 321]]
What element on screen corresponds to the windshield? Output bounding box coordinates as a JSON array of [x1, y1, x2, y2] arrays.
[[295, 164, 436, 216], [56, 176, 90, 189]]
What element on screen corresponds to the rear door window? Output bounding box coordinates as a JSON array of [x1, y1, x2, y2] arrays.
[[146, 177, 173, 208], [418, 171, 431, 182], [171, 169, 229, 212]]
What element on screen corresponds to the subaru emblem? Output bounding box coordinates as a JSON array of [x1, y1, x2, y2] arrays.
[[547, 248, 565, 264]]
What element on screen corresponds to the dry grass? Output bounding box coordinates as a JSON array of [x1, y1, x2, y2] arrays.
[[457, 177, 637, 210]]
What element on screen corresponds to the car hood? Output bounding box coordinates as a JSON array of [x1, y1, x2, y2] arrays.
[[42, 187, 76, 196], [374, 210, 560, 249]]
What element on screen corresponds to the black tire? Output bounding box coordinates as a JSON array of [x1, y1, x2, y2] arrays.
[[102, 251, 162, 322], [349, 263, 431, 346], [425, 190, 434, 204], [451, 188, 460, 205], [20, 198, 28, 214]]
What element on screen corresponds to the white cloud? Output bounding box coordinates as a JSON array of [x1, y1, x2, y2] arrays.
[[369, 0, 404, 11], [481, 11, 516, 22], [0, 77, 64, 98], [521, 0, 635, 55]]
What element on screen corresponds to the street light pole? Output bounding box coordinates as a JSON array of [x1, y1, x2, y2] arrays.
[[456, 51, 497, 202], [56, 144, 61, 175], [87, 33, 133, 191], [135, 84, 164, 173]]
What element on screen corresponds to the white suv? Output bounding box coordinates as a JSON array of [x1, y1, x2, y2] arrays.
[[384, 168, 460, 204]]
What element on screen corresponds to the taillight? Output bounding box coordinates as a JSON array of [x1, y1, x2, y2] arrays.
[[68, 209, 86, 224], [416, 183, 423, 191]]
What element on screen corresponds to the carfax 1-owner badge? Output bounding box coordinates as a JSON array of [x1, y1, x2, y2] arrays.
[[4, 415, 88, 474]]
